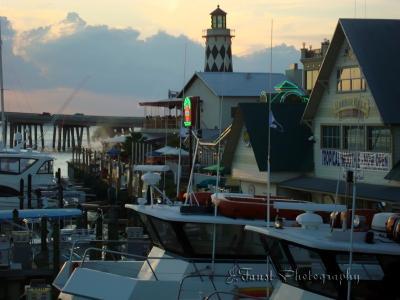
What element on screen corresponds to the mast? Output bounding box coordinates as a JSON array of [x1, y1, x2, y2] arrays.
[[0, 20, 6, 147]]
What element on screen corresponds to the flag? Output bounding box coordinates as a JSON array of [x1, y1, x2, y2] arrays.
[[269, 110, 284, 132]]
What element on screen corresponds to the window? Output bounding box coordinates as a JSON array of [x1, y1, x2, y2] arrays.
[[336, 253, 384, 281], [217, 15, 224, 28], [343, 126, 365, 151], [137, 214, 162, 248], [0, 158, 20, 174], [337, 67, 366, 92], [20, 158, 37, 173], [212, 15, 217, 28], [37, 160, 54, 174], [183, 223, 265, 257], [288, 244, 338, 298], [367, 127, 391, 153], [306, 70, 319, 91], [321, 126, 340, 149], [150, 217, 183, 254]]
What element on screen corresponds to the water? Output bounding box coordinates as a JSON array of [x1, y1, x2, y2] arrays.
[[4, 125, 103, 179]]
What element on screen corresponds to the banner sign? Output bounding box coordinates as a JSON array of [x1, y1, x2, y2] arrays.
[[321, 149, 391, 171]]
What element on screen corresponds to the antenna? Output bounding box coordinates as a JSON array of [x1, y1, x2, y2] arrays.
[[0, 20, 6, 148], [364, 0, 367, 18], [176, 41, 187, 198], [354, 0, 357, 18]]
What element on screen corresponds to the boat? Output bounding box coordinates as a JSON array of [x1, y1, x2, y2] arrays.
[[52, 168, 278, 300], [245, 202, 400, 300], [0, 147, 56, 195]]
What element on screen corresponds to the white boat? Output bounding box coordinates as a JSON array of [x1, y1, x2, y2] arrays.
[[0, 148, 55, 195], [0, 147, 58, 209], [245, 203, 400, 300], [53, 192, 275, 299]]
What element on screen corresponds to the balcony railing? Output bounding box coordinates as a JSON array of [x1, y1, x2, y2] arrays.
[[143, 116, 181, 129]]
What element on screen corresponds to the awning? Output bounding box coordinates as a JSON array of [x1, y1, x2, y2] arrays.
[[139, 98, 182, 109], [385, 160, 400, 181], [279, 176, 400, 203], [203, 164, 224, 172], [155, 146, 189, 156]]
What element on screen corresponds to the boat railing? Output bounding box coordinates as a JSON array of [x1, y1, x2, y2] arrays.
[[80, 247, 158, 280], [177, 273, 226, 300]]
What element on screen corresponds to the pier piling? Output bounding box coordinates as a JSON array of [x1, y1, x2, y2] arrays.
[[19, 178, 24, 209], [27, 174, 32, 209]]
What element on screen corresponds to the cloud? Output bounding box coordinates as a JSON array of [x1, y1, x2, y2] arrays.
[[1, 13, 300, 114]]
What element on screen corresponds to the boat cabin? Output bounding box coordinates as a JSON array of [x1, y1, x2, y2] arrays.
[[246, 221, 400, 300], [126, 203, 269, 260], [0, 149, 55, 196]]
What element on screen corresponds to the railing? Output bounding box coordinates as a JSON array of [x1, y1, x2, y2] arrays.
[[68, 240, 273, 299], [80, 247, 158, 281], [143, 116, 181, 129]]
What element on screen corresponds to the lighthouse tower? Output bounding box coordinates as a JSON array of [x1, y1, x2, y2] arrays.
[[203, 5, 234, 72]]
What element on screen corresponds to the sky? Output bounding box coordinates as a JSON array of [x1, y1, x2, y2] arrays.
[[1, 0, 399, 115]]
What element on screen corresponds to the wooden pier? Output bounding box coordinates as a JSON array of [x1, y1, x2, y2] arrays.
[[3, 112, 143, 151]]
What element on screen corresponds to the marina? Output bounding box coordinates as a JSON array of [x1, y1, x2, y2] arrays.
[[0, 3, 400, 300]]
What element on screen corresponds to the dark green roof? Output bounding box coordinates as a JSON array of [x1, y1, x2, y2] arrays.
[[223, 102, 314, 172], [274, 80, 301, 91], [303, 19, 400, 124], [385, 160, 400, 181]]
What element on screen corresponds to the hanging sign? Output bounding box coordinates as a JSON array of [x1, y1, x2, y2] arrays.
[[183, 97, 192, 127], [321, 149, 390, 171]]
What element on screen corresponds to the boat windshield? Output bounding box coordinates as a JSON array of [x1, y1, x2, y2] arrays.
[[261, 235, 399, 299], [37, 160, 54, 174], [136, 212, 266, 259]]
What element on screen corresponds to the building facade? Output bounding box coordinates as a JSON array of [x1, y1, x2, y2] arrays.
[[281, 19, 400, 210], [300, 39, 329, 94]]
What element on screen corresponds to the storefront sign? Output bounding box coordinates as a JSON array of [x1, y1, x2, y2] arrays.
[[321, 149, 391, 171], [332, 97, 370, 119]]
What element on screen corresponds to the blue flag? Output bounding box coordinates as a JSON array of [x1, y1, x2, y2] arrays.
[[269, 110, 284, 132]]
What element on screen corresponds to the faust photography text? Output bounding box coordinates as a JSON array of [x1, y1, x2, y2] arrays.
[[226, 266, 360, 285]]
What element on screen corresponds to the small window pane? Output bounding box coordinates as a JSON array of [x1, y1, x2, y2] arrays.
[[20, 158, 37, 172], [336, 253, 384, 280], [341, 79, 351, 91], [343, 126, 365, 151], [367, 127, 391, 153], [321, 126, 340, 149], [38, 161, 53, 174], [0, 158, 20, 174]]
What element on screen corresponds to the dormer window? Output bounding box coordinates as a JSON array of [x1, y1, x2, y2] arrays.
[[337, 66, 366, 92]]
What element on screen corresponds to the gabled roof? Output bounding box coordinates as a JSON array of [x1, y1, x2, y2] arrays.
[[210, 5, 227, 16], [179, 72, 287, 98], [303, 19, 400, 124], [222, 102, 314, 172], [385, 160, 400, 181]]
